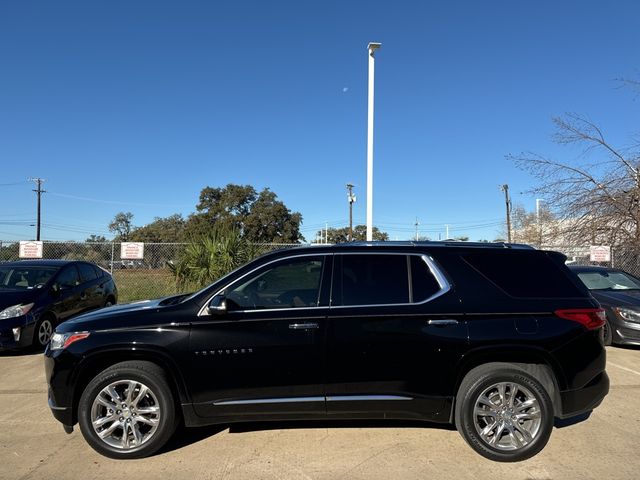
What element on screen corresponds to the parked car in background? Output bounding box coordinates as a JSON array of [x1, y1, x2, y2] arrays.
[[45, 242, 608, 462], [0, 260, 117, 350], [570, 265, 640, 346]]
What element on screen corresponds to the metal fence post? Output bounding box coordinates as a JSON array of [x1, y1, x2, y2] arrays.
[[611, 247, 615, 269], [110, 242, 115, 275]]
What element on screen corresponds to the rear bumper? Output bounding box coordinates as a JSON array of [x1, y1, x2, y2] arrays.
[[558, 370, 609, 419]]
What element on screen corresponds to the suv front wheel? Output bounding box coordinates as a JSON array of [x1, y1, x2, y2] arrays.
[[78, 361, 178, 459], [455, 364, 554, 462]]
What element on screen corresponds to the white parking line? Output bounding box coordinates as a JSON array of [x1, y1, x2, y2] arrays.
[[608, 362, 640, 377]]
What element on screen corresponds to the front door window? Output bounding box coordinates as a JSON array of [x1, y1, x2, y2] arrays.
[[225, 257, 324, 310]]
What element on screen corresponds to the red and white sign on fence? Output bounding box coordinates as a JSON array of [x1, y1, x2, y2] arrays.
[[590, 245, 611, 262], [121, 242, 144, 260], [19, 241, 43, 258]]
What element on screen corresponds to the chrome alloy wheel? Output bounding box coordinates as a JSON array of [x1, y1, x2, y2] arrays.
[[90, 380, 161, 450], [473, 381, 542, 451], [38, 320, 53, 346]]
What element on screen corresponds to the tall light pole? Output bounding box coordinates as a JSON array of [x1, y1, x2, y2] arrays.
[[366, 42, 381, 241], [346, 183, 356, 241]]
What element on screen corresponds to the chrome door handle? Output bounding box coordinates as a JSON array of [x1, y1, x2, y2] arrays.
[[289, 323, 319, 330], [427, 319, 459, 326]]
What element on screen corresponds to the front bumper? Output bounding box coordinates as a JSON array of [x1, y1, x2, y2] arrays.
[[558, 370, 609, 419], [612, 319, 640, 346], [0, 315, 35, 350]]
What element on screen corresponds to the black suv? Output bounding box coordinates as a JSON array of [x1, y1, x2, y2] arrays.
[[45, 242, 608, 462]]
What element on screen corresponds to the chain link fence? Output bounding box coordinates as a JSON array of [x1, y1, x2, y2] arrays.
[[0, 241, 301, 303], [4, 240, 640, 302], [543, 245, 640, 278]]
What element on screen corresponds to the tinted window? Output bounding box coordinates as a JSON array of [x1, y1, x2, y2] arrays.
[[411, 256, 442, 302], [340, 254, 409, 306], [78, 263, 98, 282], [93, 265, 105, 278], [226, 256, 324, 310], [56, 266, 80, 289], [0, 266, 57, 290], [463, 251, 584, 298]]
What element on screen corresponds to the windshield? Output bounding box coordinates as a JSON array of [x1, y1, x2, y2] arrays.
[[0, 266, 58, 290], [576, 270, 640, 291]]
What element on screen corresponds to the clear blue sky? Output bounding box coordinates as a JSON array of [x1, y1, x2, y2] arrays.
[[1, 0, 638, 242]]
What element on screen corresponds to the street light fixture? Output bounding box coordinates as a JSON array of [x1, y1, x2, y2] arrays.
[[347, 183, 356, 241], [366, 42, 381, 241]]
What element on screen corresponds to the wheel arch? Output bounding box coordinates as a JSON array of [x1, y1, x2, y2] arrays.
[[454, 346, 565, 419], [70, 348, 190, 425]]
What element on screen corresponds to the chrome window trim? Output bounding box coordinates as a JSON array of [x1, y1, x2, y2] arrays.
[[330, 253, 451, 309], [198, 251, 452, 316], [198, 253, 331, 316]]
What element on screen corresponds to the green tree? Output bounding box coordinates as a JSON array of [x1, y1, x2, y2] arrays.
[[316, 225, 389, 243], [171, 226, 265, 290], [243, 189, 303, 243], [85, 234, 107, 243], [185, 184, 303, 243], [130, 214, 187, 243], [108, 212, 134, 241]]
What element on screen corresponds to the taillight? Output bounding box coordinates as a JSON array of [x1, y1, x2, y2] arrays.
[[554, 308, 606, 330]]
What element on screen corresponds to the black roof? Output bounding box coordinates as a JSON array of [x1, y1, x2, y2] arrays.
[[0, 259, 76, 267], [262, 241, 536, 259]]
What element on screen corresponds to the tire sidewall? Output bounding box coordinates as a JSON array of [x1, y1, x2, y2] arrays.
[[33, 316, 54, 348], [78, 364, 176, 459], [456, 369, 554, 462]]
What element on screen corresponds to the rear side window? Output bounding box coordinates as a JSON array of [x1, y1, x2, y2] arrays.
[[463, 251, 584, 298], [78, 263, 98, 282], [56, 266, 80, 289], [411, 256, 442, 302], [339, 254, 409, 306]]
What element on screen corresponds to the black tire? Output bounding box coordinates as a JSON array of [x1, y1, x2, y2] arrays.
[[78, 361, 177, 459], [104, 296, 116, 308], [455, 363, 554, 462], [602, 318, 613, 346], [32, 315, 55, 349]]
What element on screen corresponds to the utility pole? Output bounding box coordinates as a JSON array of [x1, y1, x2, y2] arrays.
[[536, 198, 543, 248], [346, 183, 356, 242], [366, 42, 381, 241], [414, 217, 420, 241], [500, 184, 512, 243], [325, 222, 328, 244], [28, 177, 45, 241], [445, 224, 450, 239]]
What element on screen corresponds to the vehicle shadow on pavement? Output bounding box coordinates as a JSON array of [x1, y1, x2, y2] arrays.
[[0, 349, 43, 357], [159, 420, 456, 454]]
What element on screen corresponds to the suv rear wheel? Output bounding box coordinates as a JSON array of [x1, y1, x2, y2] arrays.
[[455, 364, 554, 462], [78, 361, 177, 459]]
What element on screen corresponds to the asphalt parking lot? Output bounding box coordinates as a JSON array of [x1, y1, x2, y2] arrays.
[[1, 347, 639, 480]]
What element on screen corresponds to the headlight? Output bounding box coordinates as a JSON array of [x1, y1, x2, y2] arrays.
[[613, 307, 640, 323], [50, 332, 90, 350], [0, 303, 34, 320]]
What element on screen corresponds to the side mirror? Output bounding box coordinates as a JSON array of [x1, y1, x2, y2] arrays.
[[207, 294, 227, 315], [50, 283, 61, 296]]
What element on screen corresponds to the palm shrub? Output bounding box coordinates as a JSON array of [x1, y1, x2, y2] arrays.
[[171, 227, 265, 291]]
